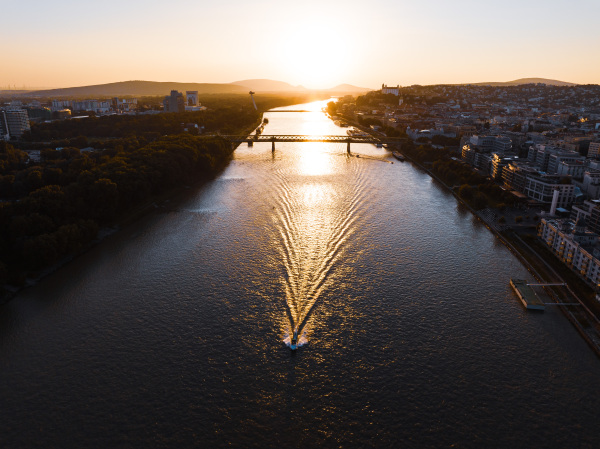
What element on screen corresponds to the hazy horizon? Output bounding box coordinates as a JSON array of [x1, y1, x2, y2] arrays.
[[2, 0, 600, 89], [0, 77, 586, 93]]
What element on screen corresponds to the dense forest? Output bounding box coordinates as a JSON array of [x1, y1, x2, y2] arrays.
[[2, 93, 319, 295], [20, 93, 328, 144], [0, 136, 231, 289]]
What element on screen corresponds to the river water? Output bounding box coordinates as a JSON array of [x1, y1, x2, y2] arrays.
[[2, 101, 599, 448]]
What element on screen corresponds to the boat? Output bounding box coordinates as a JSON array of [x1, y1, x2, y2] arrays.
[[347, 128, 369, 137], [290, 329, 298, 350], [392, 151, 405, 161]]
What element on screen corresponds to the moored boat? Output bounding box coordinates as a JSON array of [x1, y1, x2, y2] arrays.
[[392, 151, 405, 161]]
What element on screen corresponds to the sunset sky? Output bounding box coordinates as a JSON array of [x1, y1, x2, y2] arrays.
[[3, 0, 600, 89]]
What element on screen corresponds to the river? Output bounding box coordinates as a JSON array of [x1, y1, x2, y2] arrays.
[[1, 100, 599, 448]]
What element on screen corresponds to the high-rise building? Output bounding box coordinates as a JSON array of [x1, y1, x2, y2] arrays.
[[0, 110, 10, 140], [186, 91, 199, 107], [163, 90, 185, 113], [1, 108, 31, 139]]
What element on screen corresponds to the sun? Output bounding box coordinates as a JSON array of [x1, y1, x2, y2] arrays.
[[277, 20, 352, 89]]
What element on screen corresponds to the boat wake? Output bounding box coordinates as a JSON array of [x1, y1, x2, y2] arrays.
[[283, 328, 309, 349], [267, 146, 370, 347]]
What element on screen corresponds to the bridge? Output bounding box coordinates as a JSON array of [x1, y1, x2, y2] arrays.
[[221, 134, 405, 153]]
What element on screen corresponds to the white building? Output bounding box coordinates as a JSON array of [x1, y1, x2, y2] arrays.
[[538, 217, 600, 288], [186, 91, 199, 107], [523, 176, 574, 207], [71, 100, 111, 114], [51, 100, 71, 112], [381, 84, 400, 96]]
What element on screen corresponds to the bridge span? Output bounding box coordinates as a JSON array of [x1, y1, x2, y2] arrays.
[[221, 134, 405, 153]]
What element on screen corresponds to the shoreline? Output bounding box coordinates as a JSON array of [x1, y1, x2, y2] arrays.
[[339, 114, 600, 358], [1, 114, 264, 306]]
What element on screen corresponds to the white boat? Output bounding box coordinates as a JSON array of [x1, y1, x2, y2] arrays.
[[290, 330, 298, 350], [347, 128, 369, 137]]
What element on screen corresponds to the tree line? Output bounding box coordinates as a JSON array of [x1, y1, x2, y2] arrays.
[[402, 142, 516, 210]]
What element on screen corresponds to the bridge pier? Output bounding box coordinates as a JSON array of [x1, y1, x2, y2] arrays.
[[271, 140, 275, 152], [347, 140, 351, 154]]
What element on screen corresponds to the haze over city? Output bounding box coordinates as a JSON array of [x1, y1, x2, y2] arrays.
[[3, 0, 600, 89]]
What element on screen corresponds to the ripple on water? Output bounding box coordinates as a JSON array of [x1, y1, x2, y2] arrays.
[[1, 101, 600, 448]]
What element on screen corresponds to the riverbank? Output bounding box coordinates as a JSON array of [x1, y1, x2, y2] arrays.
[[338, 114, 600, 357], [0, 113, 264, 305]]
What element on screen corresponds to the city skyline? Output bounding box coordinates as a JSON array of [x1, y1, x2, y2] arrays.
[[3, 0, 600, 90]]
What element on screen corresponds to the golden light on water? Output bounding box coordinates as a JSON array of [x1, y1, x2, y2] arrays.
[[272, 147, 361, 347], [298, 144, 334, 176]]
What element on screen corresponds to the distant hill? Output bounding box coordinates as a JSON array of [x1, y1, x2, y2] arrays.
[[327, 83, 372, 93], [471, 78, 577, 87], [233, 79, 371, 93], [232, 79, 305, 92], [0, 90, 33, 96], [24, 81, 248, 98], [16, 79, 372, 98]]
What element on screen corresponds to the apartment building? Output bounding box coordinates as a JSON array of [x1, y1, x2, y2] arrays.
[[538, 217, 600, 287]]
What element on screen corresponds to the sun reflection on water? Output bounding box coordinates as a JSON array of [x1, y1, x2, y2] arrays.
[[298, 143, 334, 176], [270, 144, 365, 348]]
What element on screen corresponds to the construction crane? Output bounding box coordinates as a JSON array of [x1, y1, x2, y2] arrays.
[[249, 91, 257, 111]]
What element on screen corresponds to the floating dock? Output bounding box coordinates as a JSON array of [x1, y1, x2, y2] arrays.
[[510, 279, 545, 311]]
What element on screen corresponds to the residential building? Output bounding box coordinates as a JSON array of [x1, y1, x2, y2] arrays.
[[588, 141, 600, 159], [579, 172, 600, 200], [491, 154, 519, 181], [0, 110, 9, 140], [71, 100, 111, 114], [547, 152, 586, 175], [528, 143, 584, 174], [502, 161, 575, 207], [557, 161, 585, 178], [26, 107, 52, 122], [163, 90, 185, 113], [538, 217, 600, 288], [51, 100, 71, 112], [1, 108, 31, 138]]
